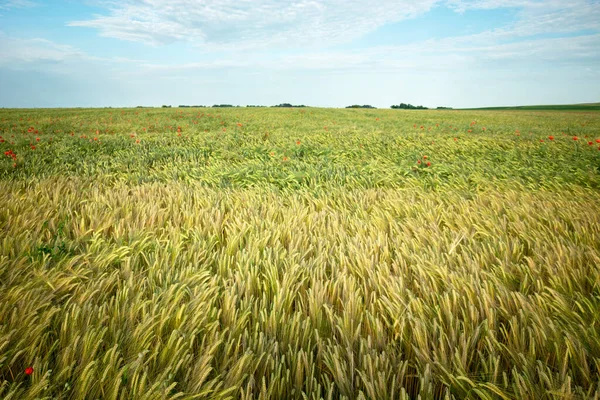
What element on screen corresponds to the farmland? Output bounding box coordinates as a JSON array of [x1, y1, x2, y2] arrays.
[[1, 107, 600, 399]]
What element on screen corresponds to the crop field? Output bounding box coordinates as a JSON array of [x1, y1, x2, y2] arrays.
[[1, 107, 600, 399]]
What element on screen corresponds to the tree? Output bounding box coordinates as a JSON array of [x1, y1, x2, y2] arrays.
[[345, 105, 376, 109], [272, 103, 307, 108], [391, 103, 428, 110]]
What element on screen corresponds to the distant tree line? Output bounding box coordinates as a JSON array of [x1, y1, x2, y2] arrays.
[[271, 103, 307, 108], [135, 103, 452, 110], [391, 103, 428, 110]]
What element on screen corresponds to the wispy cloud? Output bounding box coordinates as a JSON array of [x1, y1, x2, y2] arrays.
[[68, 0, 439, 48], [0, 0, 37, 10], [0, 33, 146, 66], [134, 32, 600, 75], [448, 0, 600, 35], [0, 33, 84, 64], [68, 0, 600, 49]]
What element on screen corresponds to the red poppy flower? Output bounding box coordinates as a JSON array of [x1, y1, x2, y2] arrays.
[[25, 367, 33, 375], [36, 137, 40, 142], [426, 162, 431, 167], [423, 155, 428, 159], [548, 136, 554, 140], [596, 139, 600, 143], [573, 136, 578, 140], [589, 141, 593, 146], [417, 160, 421, 164], [540, 139, 544, 142], [296, 140, 301, 145]]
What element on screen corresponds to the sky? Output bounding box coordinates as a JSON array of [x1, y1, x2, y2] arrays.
[[0, 0, 599, 108]]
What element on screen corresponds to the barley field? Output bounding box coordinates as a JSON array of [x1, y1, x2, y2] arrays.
[[1, 107, 599, 399]]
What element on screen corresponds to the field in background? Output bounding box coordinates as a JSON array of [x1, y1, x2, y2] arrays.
[[1, 107, 599, 399], [464, 103, 600, 111]]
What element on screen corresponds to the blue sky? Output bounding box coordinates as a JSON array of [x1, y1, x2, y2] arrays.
[[1, 0, 599, 108]]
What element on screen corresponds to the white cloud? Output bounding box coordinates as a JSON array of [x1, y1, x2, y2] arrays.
[[0, 33, 146, 66], [65, 0, 600, 58], [447, 0, 600, 35], [132, 31, 600, 75], [447, 0, 535, 12], [68, 0, 439, 48], [0, 0, 37, 10], [0, 33, 84, 64]]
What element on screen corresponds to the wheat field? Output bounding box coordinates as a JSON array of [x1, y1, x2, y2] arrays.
[[1, 107, 599, 399]]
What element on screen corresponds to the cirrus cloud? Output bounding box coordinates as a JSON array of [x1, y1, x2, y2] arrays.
[[68, 0, 440, 48]]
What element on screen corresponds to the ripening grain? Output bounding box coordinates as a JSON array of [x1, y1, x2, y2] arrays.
[[1, 107, 599, 399]]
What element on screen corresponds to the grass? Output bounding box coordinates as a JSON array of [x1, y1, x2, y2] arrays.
[[1, 107, 600, 399]]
